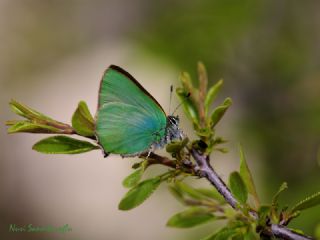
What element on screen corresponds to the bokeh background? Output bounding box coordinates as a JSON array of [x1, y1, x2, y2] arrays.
[[1, 1, 319, 239]]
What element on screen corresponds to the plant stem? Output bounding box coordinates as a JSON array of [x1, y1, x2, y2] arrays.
[[270, 224, 314, 240], [140, 150, 314, 239], [140, 152, 177, 169], [190, 149, 314, 240], [190, 149, 238, 208]]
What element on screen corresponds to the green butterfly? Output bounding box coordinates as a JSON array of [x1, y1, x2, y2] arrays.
[[95, 65, 183, 157]]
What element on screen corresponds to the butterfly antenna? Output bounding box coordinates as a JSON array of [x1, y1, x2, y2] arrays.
[[168, 85, 173, 114], [172, 92, 191, 115]]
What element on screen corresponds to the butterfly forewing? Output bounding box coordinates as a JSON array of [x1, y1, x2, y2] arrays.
[[95, 65, 167, 155]]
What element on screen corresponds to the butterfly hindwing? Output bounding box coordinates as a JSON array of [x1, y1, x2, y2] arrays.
[[95, 65, 167, 155]]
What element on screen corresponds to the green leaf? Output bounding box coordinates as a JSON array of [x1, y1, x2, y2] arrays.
[[288, 228, 305, 235], [71, 101, 95, 137], [291, 191, 320, 213], [198, 61, 208, 96], [32, 136, 99, 154], [176, 87, 199, 126], [118, 177, 161, 210], [166, 138, 189, 153], [315, 223, 320, 239], [244, 230, 260, 240], [202, 227, 237, 240], [9, 99, 53, 121], [166, 207, 215, 228], [169, 185, 186, 204], [195, 128, 212, 137], [272, 182, 288, 206], [7, 121, 62, 134], [180, 71, 194, 92], [239, 145, 260, 207], [122, 168, 144, 188], [210, 97, 232, 128], [198, 62, 208, 116], [205, 79, 223, 114], [8, 100, 73, 133], [195, 188, 225, 203], [175, 182, 208, 200], [214, 147, 229, 153], [229, 171, 248, 205], [257, 205, 271, 227]]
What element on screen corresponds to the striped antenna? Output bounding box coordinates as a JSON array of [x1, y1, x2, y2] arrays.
[[168, 85, 173, 114], [172, 92, 191, 115]]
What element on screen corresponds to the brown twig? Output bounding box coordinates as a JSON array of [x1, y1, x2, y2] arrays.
[[139, 152, 177, 169], [189, 148, 314, 240]]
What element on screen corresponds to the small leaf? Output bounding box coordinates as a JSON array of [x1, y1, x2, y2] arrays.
[[210, 98, 232, 128], [122, 168, 144, 188], [291, 191, 320, 213], [195, 128, 212, 137], [32, 136, 99, 154], [166, 207, 215, 228], [198, 61, 208, 96], [214, 148, 229, 153], [175, 182, 208, 200], [166, 138, 189, 153], [176, 88, 199, 126], [198, 62, 208, 117], [118, 177, 161, 210], [285, 210, 300, 224], [131, 162, 142, 169], [8, 100, 73, 132], [214, 136, 228, 145], [205, 79, 223, 114], [202, 227, 237, 240], [166, 142, 183, 153], [9, 99, 53, 121], [315, 223, 320, 239], [5, 120, 20, 126], [229, 171, 248, 205], [239, 145, 260, 207], [7, 121, 62, 134], [169, 185, 186, 204], [257, 205, 271, 226], [195, 188, 225, 203], [244, 230, 260, 240], [272, 182, 288, 206], [180, 71, 194, 90], [72, 101, 95, 137], [288, 228, 305, 235]]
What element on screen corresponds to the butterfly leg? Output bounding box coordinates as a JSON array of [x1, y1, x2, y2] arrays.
[[103, 151, 110, 158], [145, 143, 157, 159], [146, 149, 152, 159]]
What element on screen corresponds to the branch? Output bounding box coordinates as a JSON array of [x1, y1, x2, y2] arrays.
[[190, 149, 238, 208], [140, 152, 177, 169], [190, 149, 314, 240], [270, 224, 314, 240]]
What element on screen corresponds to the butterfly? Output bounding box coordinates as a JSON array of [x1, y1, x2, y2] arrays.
[[95, 65, 183, 157]]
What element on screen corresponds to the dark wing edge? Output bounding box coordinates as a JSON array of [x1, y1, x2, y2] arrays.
[[97, 65, 165, 113]]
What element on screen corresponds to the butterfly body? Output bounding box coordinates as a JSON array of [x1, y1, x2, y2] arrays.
[[95, 65, 182, 157]]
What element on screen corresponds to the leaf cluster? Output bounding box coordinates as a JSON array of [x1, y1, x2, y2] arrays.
[[6, 100, 99, 154], [176, 62, 231, 154]]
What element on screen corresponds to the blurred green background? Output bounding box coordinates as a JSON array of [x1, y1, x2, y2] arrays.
[[1, 0, 319, 239]]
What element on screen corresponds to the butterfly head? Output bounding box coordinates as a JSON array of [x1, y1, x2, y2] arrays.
[[166, 115, 183, 141]]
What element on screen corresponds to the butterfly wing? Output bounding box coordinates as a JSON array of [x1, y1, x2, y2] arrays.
[[95, 65, 167, 155]]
